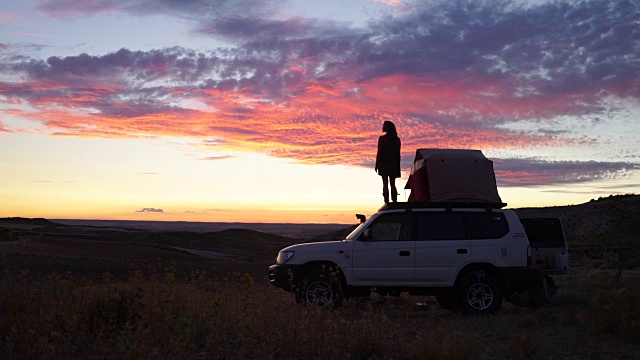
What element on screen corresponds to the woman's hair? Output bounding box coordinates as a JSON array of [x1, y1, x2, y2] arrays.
[[383, 121, 397, 136]]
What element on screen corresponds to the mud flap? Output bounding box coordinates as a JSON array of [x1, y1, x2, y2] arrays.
[[530, 274, 558, 306]]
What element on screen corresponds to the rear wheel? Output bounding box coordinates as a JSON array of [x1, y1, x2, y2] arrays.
[[295, 269, 343, 308], [455, 271, 503, 314]]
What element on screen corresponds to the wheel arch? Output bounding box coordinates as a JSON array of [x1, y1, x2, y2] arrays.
[[454, 262, 507, 291], [295, 261, 346, 285]]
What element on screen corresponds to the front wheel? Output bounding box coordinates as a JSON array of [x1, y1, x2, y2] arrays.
[[455, 271, 503, 315], [295, 269, 343, 308]]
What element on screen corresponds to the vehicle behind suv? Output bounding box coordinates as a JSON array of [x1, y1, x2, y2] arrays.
[[269, 202, 568, 314], [519, 214, 569, 274]]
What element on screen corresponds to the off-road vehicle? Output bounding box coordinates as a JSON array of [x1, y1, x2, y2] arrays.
[[269, 202, 568, 314]]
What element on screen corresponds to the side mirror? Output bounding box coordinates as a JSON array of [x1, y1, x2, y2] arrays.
[[362, 228, 373, 241]]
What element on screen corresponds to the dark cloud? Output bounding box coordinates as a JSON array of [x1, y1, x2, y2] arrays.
[[36, 0, 284, 20], [198, 17, 306, 40], [135, 207, 164, 213], [494, 158, 640, 186], [183, 210, 207, 214], [36, 0, 117, 17], [351, 0, 640, 109], [200, 155, 233, 161], [10, 0, 639, 110], [0, 47, 227, 117], [542, 184, 640, 196]]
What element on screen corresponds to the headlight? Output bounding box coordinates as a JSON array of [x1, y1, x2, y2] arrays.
[[276, 251, 294, 264]]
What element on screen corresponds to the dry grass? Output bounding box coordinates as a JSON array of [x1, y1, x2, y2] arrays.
[[1, 267, 639, 360]]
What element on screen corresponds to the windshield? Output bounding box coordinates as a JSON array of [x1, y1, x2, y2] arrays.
[[345, 222, 366, 240]]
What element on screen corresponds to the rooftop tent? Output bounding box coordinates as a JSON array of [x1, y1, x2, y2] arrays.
[[404, 149, 502, 204]]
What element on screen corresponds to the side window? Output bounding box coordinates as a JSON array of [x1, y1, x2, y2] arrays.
[[417, 212, 450, 240], [465, 212, 509, 239], [417, 212, 467, 240], [363, 213, 414, 241], [450, 213, 466, 239]]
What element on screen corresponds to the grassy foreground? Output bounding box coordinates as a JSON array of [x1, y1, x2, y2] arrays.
[[1, 268, 639, 359]]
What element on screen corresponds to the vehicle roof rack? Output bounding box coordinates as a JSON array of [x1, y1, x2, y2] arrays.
[[379, 201, 507, 211]]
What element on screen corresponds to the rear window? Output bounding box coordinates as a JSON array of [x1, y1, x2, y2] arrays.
[[415, 211, 508, 240], [520, 217, 566, 248]]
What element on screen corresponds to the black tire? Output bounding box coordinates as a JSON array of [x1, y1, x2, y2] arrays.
[[295, 269, 343, 308], [455, 271, 503, 315], [436, 291, 458, 311]]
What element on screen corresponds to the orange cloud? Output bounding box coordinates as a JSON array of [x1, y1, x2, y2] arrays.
[[5, 68, 584, 170]]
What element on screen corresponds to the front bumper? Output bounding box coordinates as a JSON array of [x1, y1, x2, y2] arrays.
[[268, 264, 299, 292]]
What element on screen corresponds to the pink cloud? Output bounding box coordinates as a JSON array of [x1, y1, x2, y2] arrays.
[[0, 119, 9, 133], [374, 0, 406, 8]]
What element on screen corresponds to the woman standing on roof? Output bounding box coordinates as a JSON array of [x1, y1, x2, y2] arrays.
[[375, 121, 401, 204]]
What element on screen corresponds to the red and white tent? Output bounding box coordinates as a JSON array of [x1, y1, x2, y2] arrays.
[[404, 149, 502, 204]]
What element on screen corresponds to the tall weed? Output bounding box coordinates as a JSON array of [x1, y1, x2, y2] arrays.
[[1, 268, 639, 359]]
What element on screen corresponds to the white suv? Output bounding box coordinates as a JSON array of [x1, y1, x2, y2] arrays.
[[269, 202, 567, 314]]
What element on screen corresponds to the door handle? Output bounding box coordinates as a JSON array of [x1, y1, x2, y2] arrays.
[[457, 248, 468, 254], [399, 251, 411, 256]]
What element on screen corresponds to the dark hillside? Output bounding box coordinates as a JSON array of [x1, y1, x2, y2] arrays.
[[142, 229, 296, 259], [311, 225, 358, 242], [0, 217, 56, 229]]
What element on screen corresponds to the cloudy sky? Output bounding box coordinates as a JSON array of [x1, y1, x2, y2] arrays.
[[1, 0, 638, 223]]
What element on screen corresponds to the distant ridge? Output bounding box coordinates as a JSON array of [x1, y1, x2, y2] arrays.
[[0, 217, 55, 226]]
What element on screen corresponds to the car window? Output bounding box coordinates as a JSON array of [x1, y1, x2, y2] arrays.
[[363, 212, 414, 241], [417, 212, 466, 240], [465, 212, 509, 239]]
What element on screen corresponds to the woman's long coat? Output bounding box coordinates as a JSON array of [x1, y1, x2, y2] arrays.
[[376, 134, 401, 178]]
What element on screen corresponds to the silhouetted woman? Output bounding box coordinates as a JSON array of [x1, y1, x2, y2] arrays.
[[375, 121, 401, 204]]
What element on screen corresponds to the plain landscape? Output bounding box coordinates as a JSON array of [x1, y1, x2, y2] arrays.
[[1, 194, 639, 359]]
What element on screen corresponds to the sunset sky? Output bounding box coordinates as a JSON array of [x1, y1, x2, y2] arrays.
[[1, 0, 639, 224]]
